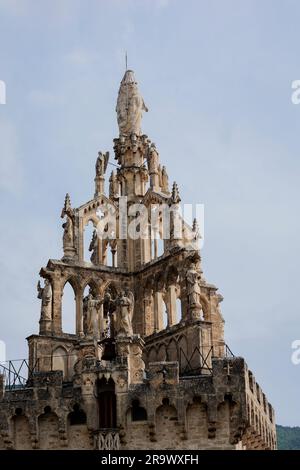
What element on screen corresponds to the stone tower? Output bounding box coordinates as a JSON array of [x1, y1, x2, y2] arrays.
[[0, 70, 276, 450]]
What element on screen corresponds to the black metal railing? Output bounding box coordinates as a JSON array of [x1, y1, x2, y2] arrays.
[[225, 344, 235, 358], [0, 358, 39, 391], [178, 343, 235, 377], [179, 346, 213, 376]]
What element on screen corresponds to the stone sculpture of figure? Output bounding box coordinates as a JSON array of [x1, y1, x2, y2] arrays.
[[89, 230, 98, 264], [62, 217, 73, 246], [96, 151, 109, 177], [116, 70, 148, 136], [161, 166, 169, 192], [109, 171, 119, 199], [37, 279, 52, 321], [147, 143, 159, 174], [61, 193, 75, 252], [186, 263, 201, 307], [115, 290, 134, 336], [83, 291, 102, 338]]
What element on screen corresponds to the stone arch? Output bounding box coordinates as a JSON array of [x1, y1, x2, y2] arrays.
[[84, 220, 96, 262], [82, 278, 100, 297], [157, 344, 166, 361], [52, 346, 68, 379], [61, 280, 77, 334], [67, 404, 91, 449], [215, 396, 237, 444], [166, 338, 178, 362], [162, 298, 168, 329], [148, 346, 157, 363], [82, 214, 99, 228], [130, 399, 147, 422], [11, 412, 31, 449], [176, 296, 183, 322], [178, 334, 188, 374], [186, 399, 208, 446], [200, 294, 210, 320], [155, 401, 179, 448], [38, 408, 59, 449], [96, 377, 117, 429]]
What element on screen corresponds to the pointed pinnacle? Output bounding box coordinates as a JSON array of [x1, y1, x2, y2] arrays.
[[171, 181, 181, 204]]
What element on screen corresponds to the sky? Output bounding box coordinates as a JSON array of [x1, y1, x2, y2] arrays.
[[0, 0, 300, 426]]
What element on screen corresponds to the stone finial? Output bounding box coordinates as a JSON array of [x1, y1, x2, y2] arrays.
[[171, 182, 181, 204], [61, 193, 72, 218], [109, 170, 114, 199], [116, 70, 148, 136]]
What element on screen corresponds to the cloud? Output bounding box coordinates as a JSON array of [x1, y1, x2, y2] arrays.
[[0, 118, 23, 194]]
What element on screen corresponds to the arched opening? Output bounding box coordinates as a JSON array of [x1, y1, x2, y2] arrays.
[[162, 300, 168, 329], [148, 347, 157, 363], [62, 281, 76, 334], [186, 399, 207, 442], [157, 237, 164, 257], [12, 412, 31, 449], [155, 400, 178, 446], [176, 297, 183, 322], [38, 408, 59, 449], [151, 236, 164, 260], [107, 247, 113, 267], [131, 399, 147, 422], [97, 377, 117, 429], [52, 346, 68, 379], [166, 339, 178, 362], [67, 404, 90, 449], [84, 221, 96, 263], [69, 404, 87, 425], [157, 344, 166, 361], [178, 335, 188, 374]]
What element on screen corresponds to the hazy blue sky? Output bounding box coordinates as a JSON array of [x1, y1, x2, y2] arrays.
[[0, 0, 300, 426]]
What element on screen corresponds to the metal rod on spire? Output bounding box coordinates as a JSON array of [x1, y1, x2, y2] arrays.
[[125, 51, 128, 71]]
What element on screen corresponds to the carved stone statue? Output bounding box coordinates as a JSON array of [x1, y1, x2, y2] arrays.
[[161, 166, 169, 192], [147, 143, 159, 174], [96, 151, 109, 177], [89, 230, 98, 264], [62, 217, 73, 246], [37, 279, 52, 321], [83, 291, 102, 338], [186, 263, 201, 308], [61, 193, 75, 255], [109, 171, 119, 199], [115, 290, 134, 336], [116, 70, 148, 136]]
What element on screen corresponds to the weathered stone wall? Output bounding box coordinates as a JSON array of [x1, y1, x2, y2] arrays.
[[0, 356, 275, 450]]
